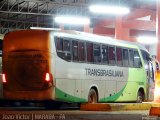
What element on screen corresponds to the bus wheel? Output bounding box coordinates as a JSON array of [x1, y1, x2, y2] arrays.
[[136, 91, 143, 103], [88, 89, 98, 103]]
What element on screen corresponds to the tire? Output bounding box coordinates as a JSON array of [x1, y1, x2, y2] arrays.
[[88, 89, 98, 103], [136, 91, 143, 103]]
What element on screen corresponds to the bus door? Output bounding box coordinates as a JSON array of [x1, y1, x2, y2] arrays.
[[147, 61, 155, 101]]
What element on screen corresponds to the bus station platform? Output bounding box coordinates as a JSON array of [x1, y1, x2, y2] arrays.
[[80, 102, 160, 111]]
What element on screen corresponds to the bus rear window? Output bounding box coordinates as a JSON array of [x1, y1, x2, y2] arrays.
[[3, 30, 49, 52]]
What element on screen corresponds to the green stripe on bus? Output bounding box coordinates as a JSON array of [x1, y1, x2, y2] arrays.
[[55, 88, 87, 102], [99, 85, 126, 102]]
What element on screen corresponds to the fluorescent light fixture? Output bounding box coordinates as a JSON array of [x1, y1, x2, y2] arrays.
[[137, 36, 158, 44], [54, 16, 90, 25], [30, 27, 61, 31], [89, 5, 130, 15]]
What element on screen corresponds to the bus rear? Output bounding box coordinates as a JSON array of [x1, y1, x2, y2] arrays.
[[3, 30, 54, 100]]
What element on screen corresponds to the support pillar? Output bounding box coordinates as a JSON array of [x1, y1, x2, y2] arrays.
[[115, 16, 123, 39], [115, 16, 130, 41], [84, 24, 90, 33]]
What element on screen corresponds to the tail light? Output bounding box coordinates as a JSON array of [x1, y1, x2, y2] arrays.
[[2, 74, 7, 83], [45, 73, 52, 82]]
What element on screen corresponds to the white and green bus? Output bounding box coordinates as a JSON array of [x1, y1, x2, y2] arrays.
[[3, 30, 149, 104]]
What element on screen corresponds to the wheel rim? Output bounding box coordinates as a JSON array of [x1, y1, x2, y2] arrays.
[[137, 96, 142, 103], [137, 91, 143, 103], [88, 90, 97, 103]]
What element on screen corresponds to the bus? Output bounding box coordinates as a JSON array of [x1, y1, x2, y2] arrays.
[[3, 30, 148, 104]]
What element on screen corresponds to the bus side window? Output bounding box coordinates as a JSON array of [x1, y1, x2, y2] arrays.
[[109, 46, 115, 65], [56, 37, 64, 59], [116, 47, 122, 66], [134, 50, 141, 68], [129, 49, 134, 67], [56, 37, 71, 61], [78, 42, 85, 62], [123, 49, 129, 67], [102, 45, 108, 64], [63, 39, 71, 61], [57, 37, 63, 51], [94, 44, 101, 63], [87, 42, 93, 63], [72, 40, 78, 61]]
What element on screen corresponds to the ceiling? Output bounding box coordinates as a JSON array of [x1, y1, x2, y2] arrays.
[[0, 0, 156, 34]]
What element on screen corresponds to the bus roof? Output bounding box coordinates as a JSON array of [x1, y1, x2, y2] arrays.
[[4, 29, 146, 51]]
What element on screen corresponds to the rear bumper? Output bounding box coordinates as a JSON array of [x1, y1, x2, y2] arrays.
[[3, 87, 55, 100]]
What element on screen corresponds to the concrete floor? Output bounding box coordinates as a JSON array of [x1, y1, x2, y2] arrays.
[[0, 102, 160, 120]]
